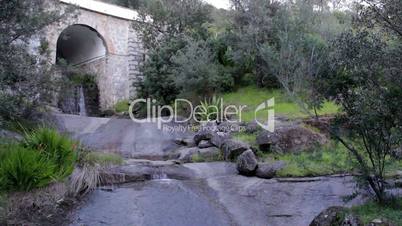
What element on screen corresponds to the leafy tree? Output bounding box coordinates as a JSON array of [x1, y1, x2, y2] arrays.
[[137, 37, 184, 105], [172, 38, 234, 100], [356, 0, 402, 38], [0, 0, 65, 125], [133, 0, 211, 49], [324, 31, 402, 203], [134, 0, 236, 105], [263, 0, 402, 203], [228, 0, 282, 87]]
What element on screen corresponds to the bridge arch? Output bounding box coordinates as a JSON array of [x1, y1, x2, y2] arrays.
[[43, 0, 144, 111], [56, 24, 108, 65]]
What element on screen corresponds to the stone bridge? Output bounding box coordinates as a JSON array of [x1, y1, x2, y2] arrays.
[[43, 0, 143, 111]]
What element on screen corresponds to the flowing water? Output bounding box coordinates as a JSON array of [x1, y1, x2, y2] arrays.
[[78, 86, 87, 116]]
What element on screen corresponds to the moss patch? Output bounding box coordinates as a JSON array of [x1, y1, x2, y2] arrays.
[[114, 100, 130, 113]]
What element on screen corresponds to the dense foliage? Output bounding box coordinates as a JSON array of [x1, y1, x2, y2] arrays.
[[0, 0, 65, 126], [0, 145, 56, 192], [0, 128, 77, 192], [24, 128, 77, 179], [135, 0, 351, 105], [260, 0, 402, 202]]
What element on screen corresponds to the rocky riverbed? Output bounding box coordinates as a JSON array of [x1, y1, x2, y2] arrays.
[[53, 114, 366, 226]]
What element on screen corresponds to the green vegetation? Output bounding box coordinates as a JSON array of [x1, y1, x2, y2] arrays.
[[0, 144, 56, 192], [0, 0, 65, 125], [0, 128, 78, 192], [114, 100, 130, 113], [261, 143, 354, 177], [222, 86, 339, 121], [191, 152, 223, 163], [24, 128, 77, 179], [71, 150, 123, 196], [198, 96, 223, 121], [233, 132, 257, 146], [351, 198, 402, 225], [80, 152, 123, 166]]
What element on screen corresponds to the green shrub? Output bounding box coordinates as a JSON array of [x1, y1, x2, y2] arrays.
[[114, 100, 130, 113], [24, 128, 77, 179], [0, 145, 55, 192], [198, 96, 223, 121]]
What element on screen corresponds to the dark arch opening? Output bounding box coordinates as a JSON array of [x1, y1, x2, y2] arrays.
[[56, 24, 107, 65], [56, 25, 106, 116]]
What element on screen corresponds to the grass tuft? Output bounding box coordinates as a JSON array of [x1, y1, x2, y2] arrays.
[[351, 198, 402, 225], [0, 144, 56, 192], [259, 142, 354, 177], [24, 128, 77, 179]]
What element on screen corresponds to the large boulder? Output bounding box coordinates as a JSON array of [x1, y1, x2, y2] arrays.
[[222, 139, 250, 160], [198, 140, 213, 149], [257, 126, 327, 154], [255, 161, 285, 179], [194, 130, 214, 145], [210, 132, 229, 149], [193, 129, 229, 149], [310, 206, 363, 226], [236, 150, 258, 176], [177, 147, 221, 163]]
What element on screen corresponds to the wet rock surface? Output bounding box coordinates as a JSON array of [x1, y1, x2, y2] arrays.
[[70, 165, 364, 226], [55, 115, 366, 226], [53, 114, 191, 160]]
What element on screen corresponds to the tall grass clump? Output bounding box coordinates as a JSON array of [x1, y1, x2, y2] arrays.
[[24, 128, 77, 179], [0, 145, 55, 192], [69, 149, 123, 197]]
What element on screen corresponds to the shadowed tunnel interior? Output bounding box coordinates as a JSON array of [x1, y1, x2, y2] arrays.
[[56, 24, 107, 65]]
